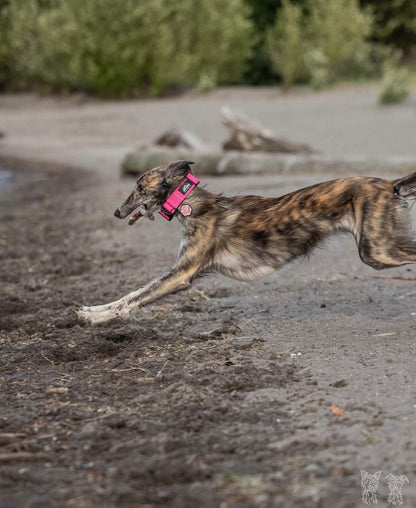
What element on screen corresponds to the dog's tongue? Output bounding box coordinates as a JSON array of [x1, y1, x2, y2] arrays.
[[128, 205, 155, 225], [128, 212, 142, 225]]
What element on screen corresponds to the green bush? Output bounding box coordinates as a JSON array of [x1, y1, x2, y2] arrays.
[[0, 0, 10, 88], [244, 0, 308, 85], [5, 0, 168, 95], [306, 0, 374, 88], [2, 0, 412, 94], [163, 0, 254, 87], [195, 70, 218, 94], [378, 52, 410, 104], [360, 0, 416, 55], [266, 0, 309, 89], [2, 0, 254, 96], [306, 49, 331, 90], [266, 0, 374, 89]]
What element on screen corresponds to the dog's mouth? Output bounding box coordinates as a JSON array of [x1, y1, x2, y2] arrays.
[[128, 204, 154, 225], [128, 209, 143, 225]]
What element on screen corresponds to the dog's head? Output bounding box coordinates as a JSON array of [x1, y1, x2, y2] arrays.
[[114, 160, 194, 224]]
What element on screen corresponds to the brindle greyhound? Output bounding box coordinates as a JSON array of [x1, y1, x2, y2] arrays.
[[78, 160, 416, 324]]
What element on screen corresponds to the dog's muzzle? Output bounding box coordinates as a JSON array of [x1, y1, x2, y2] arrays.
[[114, 204, 151, 224]]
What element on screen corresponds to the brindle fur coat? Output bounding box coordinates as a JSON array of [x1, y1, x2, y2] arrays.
[[79, 161, 416, 323]]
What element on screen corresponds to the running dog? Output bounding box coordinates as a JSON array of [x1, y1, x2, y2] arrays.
[[78, 160, 416, 323]]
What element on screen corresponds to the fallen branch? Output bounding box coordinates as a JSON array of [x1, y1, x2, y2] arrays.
[[0, 433, 26, 440], [372, 275, 416, 281], [153, 127, 208, 152], [156, 360, 169, 378], [221, 106, 317, 154], [0, 433, 26, 446], [0, 452, 48, 462]]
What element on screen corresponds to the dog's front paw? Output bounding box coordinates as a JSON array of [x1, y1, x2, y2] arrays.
[[80, 303, 112, 314], [77, 306, 128, 324]]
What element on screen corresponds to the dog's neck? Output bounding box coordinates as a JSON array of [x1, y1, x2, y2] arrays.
[[174, 186, 213, 224], [160, 172, 201, 221]]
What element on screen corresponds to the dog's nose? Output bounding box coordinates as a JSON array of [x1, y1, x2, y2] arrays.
[[114, 208, 121, 218]]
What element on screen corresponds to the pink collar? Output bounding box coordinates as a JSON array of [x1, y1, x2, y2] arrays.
[[159, 173, 199, 221]]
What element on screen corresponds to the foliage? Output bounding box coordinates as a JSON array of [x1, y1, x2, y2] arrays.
[[360, 0, 416, 55], [244, 0, 313, 84], [5, 0, 168, 95], [195, 70, 218, 94], [266, 1, 308, 89], [163, 0, 254, 87], [378, 51, 410, 104], [306, 0, 374, 88], [1, 0, 414, 94], [244, 0, 288, 84], [1, 0, 254, 96], [0, 0, 11, 88], [266, 0, 375, 89]]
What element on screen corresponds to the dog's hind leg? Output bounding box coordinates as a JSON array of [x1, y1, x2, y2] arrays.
[[354, 190, 416, 269], [393, 172, 416, 199], [78, 257, 203, 324], [358, 237, 416, 269]]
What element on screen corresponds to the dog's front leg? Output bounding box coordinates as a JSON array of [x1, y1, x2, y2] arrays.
[[78, 259, 202, 324]]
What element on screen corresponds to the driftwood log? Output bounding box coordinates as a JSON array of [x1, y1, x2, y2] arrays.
[[153, 127, 208, 152], [221, 106, 317, 154], [120, 107, 414, 177], [121, 145, 416, 177], [121, 144, 222, 176]]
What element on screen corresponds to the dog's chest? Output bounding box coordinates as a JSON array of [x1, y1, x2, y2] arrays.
[[214, 248, 276, 281]]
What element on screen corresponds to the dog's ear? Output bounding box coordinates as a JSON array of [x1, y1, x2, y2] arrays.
[[166, 160, 194, 179]]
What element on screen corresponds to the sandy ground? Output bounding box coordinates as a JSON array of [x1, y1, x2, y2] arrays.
[[0, 86, 416, 507]]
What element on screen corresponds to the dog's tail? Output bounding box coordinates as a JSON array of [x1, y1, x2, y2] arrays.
[[393, 171, 416, 199]]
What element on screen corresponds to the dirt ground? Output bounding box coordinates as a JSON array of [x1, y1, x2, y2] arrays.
[[0, 88, 416, 507]]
